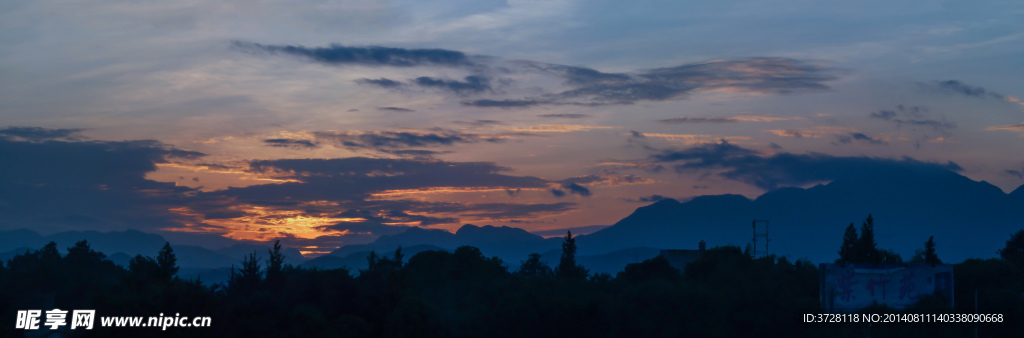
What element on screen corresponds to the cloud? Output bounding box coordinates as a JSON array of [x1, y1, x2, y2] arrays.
[[411, 201, 576, 219], [986, 123, 1024, 132], [507, 124, 615, 133], [241, 43, 840, 108], [836, 132, 887, 145], [557, 173, 653, 188], [0, 127, 83, 142], [538, 114, 590, 119], [870, 110, 897, 120], [656, 117, 740, 124], [454, 120, 505, 126], [189, 157, 575, 237], [921, 80, 1005, 99], [0, 131, 204, 232], [413, 75, 491, 95], [225, 157, 551, 205], [623, 194, 669, 203], [1006, 169, 1024, 179], [550, 189, 566, 197], [869, 105, 954, 133], [648, 140, 961, 190], [234, 41, 478, 68], [322, 209, 458, 232], [378, 107, 415, 112], [658, 115, 796, 124], [355, 78, 404, 88], [462, 99, 541, 107], [638, 194, 668, 202], [264, 138, 319, 149], [562, 183, 591, 197], [354, 199, 576, 220], [517, 61, 631, 85], [314, 129, 509, 156], [486, 57, 836, 107]]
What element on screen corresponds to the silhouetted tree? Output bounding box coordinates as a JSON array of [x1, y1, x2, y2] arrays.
[[912, 236, 942, 265], [837, 223, 858, 264], [518, 253, 552, 278], [556, 230, 588, 280], [998, 229, 1024, 268], [367, 250, 379, 271], [156, 242, 178, 281], [230, 251, 263, 294], [924, 236, 940, 265], [853, 214, 881, 264], [266, 240, 286, 287], [128, 254, 160, 282], [879, 249, 903, 264], [617, 256, 680, 283]]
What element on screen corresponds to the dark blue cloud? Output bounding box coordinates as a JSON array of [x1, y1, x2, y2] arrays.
[[836, 132, 887, 145], [537, 114, 590, 119], [413, 75, 491, 95], [0, 131, 203, 232], [562, 183, 591, 197], [234, 41, 477, 68], [0, 126, 83, 142], [453, 120, 505, 126], [264, 138, 319, 149], [650, 140, 962, 190], [355, 77, 404, 88], [462, 99, 540, 107], [378, 107, 415, 112], [923, 80, 1005, 99], [638, 194, 667, 202], [314, 130, 502, 156], [870, 105, 954, 134], [656, 117, 739, 124], [465, 57, 839, 107], [623, 194, 668, 203]]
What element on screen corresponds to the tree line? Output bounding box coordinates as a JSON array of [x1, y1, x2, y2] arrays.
[[0, 219, 1022, 337]]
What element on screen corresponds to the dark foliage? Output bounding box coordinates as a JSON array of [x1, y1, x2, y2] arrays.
[[1, 228, 1023, 337]]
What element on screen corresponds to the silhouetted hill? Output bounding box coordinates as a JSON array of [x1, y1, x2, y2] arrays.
[[0, 229, 43, 252], [305, 245, 444, 271], [107, 252, 132, 267], [580, 166, 1024, 263], [329, 224, 558, 264], [577, 195, 752, 255], [1010, 183, 1024, 201], [179, 267, 233, 286], [530, 225, 609, 237], [535, 247, 663, 275], [174, 245, 239, 269], [216, 243, 306, 266]]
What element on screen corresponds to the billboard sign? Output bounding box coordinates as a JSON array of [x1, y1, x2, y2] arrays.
[[819, 263, 954, 313]]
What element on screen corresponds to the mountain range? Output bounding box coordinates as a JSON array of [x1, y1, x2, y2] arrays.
[[2, 165, 1022, 279]]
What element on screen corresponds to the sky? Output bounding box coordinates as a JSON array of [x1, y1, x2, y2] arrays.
[[1, 0, 1023, 256]]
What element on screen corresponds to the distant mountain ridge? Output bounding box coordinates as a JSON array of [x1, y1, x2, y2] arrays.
[[328, 224, 560, 262], [577, 167, 1024, 263], [3, 167, 1022, 272]]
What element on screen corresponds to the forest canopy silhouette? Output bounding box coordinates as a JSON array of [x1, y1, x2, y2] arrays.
[[2, 221, 1024, 337]]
